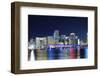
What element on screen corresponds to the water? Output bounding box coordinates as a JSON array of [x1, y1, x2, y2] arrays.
[[29, 45, 88, 60]]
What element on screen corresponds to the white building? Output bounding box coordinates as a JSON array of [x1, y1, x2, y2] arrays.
[[36, 37, 47, 49]]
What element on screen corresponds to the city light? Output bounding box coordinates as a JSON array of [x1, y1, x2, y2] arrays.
[[28, 30, 88, 61]]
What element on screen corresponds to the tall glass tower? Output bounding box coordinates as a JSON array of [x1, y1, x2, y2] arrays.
[[53, 30, 60, 43], [69, 33, 76, 45]]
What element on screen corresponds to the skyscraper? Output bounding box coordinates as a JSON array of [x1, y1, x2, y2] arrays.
[[47, 36, 55, 44], [53, 30, 60, 44], [60, 35, 66, 45], [69, 33, 76, 45]]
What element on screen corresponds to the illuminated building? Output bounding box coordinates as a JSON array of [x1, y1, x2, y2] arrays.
[[36, 37, 47, 49], [53, 30, 60, 44], [60, 35, 66, 45], [69, 33, 77, 45], [47, 36, 55, 44], [65, 37, 69, 45]]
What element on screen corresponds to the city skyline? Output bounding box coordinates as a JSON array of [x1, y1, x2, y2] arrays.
[[28, 30, 87, 50], [28, 30, 88, 61], [28, 15, 88, 41]]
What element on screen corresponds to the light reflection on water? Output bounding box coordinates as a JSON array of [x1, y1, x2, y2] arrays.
[[33, 44, 88, 60]]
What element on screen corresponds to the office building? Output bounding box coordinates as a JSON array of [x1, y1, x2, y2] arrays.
[[69, 33, 77, 45], [47, 36, 55, 44], [60, 35, 66, 44], [53, 30, 60, 43], [36, 37, 47, 49]]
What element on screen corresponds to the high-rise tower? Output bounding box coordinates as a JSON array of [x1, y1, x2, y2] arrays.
[[53, 30, 60, 43]]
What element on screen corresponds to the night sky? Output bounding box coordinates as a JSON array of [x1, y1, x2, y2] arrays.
[[28, 15, 88, 41]]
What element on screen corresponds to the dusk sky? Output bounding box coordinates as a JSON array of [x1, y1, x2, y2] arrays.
[[28, 15, 88, 41]]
